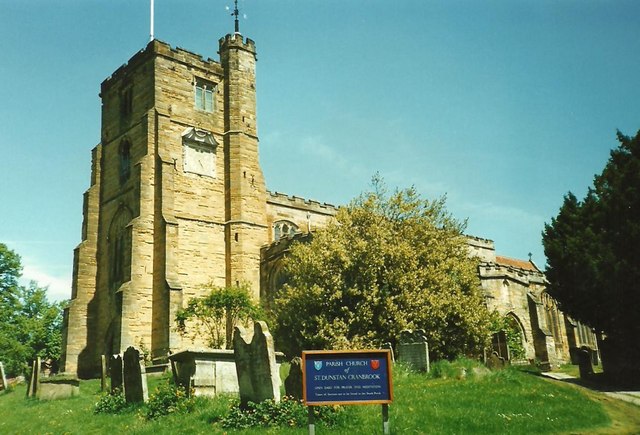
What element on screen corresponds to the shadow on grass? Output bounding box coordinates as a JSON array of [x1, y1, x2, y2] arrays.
[[564, 373, 640, 393]]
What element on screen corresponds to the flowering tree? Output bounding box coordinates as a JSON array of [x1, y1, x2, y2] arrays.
[[272, 178, 491, 359]]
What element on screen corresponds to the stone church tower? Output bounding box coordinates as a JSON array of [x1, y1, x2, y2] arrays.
[[62, 33, 269, 377]]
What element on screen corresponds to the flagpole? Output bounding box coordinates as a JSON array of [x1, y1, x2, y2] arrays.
[[150, 0, 155, 41]]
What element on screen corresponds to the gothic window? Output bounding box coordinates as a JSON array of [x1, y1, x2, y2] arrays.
[[119, 140, 131, 184], [120, 85, 133, 117], [273, 220, 299, 242], [108, 206, 132, 291], [542, 292, 562, 344], [194, 77, 215, 112], [182, 127, 218, 177]]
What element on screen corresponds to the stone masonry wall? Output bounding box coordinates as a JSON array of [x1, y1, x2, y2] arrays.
[[62, 145, 101, 377], [266, 192, 337, 244]]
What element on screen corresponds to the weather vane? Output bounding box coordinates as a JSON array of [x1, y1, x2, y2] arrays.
[[231, 0, 240, 33]]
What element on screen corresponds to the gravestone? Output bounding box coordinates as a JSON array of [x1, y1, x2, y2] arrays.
[[0, 361, 7, 392], [110, 354, 124, 393], [169, 349, 286, 397], [284, 357, 303, 400], [397, 329, 430, 372], [123, 346, 148, 403], [486, 351, 506, 370], [27, 357, 41, 398], [101, 355, 107, 392], [577, 347, 594, 378], [233, 321, 280, 408], [382, 342, 395, 362]]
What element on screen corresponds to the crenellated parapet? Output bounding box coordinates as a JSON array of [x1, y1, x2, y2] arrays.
[[478, 261, 546, 286], [102, 39, 223, 93], [465, 235, 496, 263], [219, 33, 256, 56], [267, 191, 338, 216]]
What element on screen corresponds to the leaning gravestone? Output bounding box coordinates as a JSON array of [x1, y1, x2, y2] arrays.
[[123, 346, 148, 403], [233, 321, 280, 408], [27, 357, 41, 398], [284, 357, 303, 400], [0, 361, 7, 392], [110, 354, 124, 393], [397, 329, 430, 372]]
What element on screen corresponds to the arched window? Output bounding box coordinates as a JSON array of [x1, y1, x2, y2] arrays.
[[108, 205, 132, 291], [542, 292, 562, 344], [273, 220, 298, 242], [119, 139, 131, 184]]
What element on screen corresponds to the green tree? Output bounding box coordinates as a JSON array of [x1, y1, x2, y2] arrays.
[[175, 283, 263, 349], [0, 242, 22, 319], [272, 178, 492, 360], [543, 130, 640, 380], [0, 243, 65, 376]]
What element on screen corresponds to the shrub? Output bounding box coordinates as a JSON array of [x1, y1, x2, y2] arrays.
[[144, 381, 195, 420], [93, 389, 129, 414], [221, 396, 344, 429]]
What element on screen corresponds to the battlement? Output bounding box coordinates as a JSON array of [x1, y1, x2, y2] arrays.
[[466, 235, 495, 263], [102, 39, 222, 91], [465, 235, 495, 250], [218, 33, 256, 54], [478, 261, 546, 286], [267, 191, 338, 216]]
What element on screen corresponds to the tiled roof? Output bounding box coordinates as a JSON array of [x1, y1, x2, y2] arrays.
[[495, 255, 539, 272]]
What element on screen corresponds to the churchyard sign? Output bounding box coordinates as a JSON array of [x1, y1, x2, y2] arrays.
[[302, 349, 393, 406]]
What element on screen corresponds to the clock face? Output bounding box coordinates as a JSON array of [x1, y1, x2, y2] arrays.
[[184, 143, 215, 177]]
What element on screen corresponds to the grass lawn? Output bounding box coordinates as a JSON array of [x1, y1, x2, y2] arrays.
[[0, 363, 635, 434]]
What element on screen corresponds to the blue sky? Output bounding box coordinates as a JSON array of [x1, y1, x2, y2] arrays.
[[1, 0, 639, 301]]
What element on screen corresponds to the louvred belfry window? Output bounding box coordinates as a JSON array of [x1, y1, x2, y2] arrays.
[[194, 77, 215, 112]]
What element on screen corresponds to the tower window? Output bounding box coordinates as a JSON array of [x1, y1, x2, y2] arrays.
[[119, 140, 131, 184], [108, 206, 132, 291], [194, 78, 215, 112], [120, 85, 133, 116]]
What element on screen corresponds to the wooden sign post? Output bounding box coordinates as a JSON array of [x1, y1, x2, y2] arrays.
[[302, 349, 393, 434]]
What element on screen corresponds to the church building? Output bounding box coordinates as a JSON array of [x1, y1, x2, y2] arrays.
[[61, 28, 595, 377]]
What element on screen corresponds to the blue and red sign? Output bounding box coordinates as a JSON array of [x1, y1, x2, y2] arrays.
[[302, 350, 393, 405]]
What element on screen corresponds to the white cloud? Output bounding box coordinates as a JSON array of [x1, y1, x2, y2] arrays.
[[21, 263, 72, 302], [2, 240, 73, 302], [299, 135, 368, 180]]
